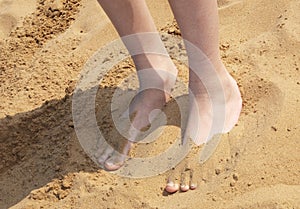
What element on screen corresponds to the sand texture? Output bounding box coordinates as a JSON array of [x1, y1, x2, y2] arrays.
[[0, 0, 299, 208]]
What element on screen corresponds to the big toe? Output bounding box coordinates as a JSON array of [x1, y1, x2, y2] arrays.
[[104, 161, 123, 171], [104, 151, 127, 171], [97, 146, 114, 166], [165, 181, 179, 193]]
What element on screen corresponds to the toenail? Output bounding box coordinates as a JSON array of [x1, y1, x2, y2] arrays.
[[180, 185, 189, 192], [190, 183, 197, 190]]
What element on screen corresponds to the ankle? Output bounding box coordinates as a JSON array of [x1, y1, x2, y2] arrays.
[[136, 55, 177, 93]]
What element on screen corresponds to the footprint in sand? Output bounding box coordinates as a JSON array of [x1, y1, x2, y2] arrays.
[[0, 14, 17, 39], [0, 0, 36, 39]]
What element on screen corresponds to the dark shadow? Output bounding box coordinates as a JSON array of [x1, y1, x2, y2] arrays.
[[0, 81, 186, 208]]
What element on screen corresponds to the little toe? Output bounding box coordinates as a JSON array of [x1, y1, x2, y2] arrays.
[[189, 169, 197, 190], [190, 183, 197, 190]]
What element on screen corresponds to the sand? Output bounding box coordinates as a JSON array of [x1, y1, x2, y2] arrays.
[[0, 0, 299, 208]]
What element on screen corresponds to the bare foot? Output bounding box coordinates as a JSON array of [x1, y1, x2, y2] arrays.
[[165, 64, 242, 193], [183, 63, 242, 145], [96, 55, 177, 171]]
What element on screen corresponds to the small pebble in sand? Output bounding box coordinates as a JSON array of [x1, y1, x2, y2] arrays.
[[68, 122, 74, 128], [271, 126, 277, 131], [233, 173, 239, 181], [215, 168, 221, 175], [55, 165, 60, 172], [62, 181, 71, 189], [230, 181, 235, 187]]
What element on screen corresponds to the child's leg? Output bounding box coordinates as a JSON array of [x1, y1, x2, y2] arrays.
[[165, 0, 242, 192], [97, 0, 177, 171]]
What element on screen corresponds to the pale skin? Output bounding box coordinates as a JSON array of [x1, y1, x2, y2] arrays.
[[96, 0, 242, 193]]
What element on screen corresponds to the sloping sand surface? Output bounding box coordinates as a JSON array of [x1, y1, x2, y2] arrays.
[[0, 0, 299, 208]]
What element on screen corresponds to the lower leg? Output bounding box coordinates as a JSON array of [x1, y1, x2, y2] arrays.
[[98, 0, 177, 99], [168, 0, 221, 67], [98, 0, 177, 77], [96, 0, 177, 170], [168, 0, 242, 141], [165, 0, 242, 192]]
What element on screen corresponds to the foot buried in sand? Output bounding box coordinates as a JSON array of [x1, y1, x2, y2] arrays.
[[96, 56, 178, 171]]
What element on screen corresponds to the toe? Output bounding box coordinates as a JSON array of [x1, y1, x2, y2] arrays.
[[104, 151, 126, 171], [180, 168, 190, 192], [180, 184, 190, 192], [104, 161, 123, 171], [165, 181, 179, 193], [97, 146, 113, 166], [190, 183, 197, 190], [189, 169, 197, 190]]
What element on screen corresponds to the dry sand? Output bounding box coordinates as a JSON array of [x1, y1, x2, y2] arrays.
[[0, 0, 299, 208]]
